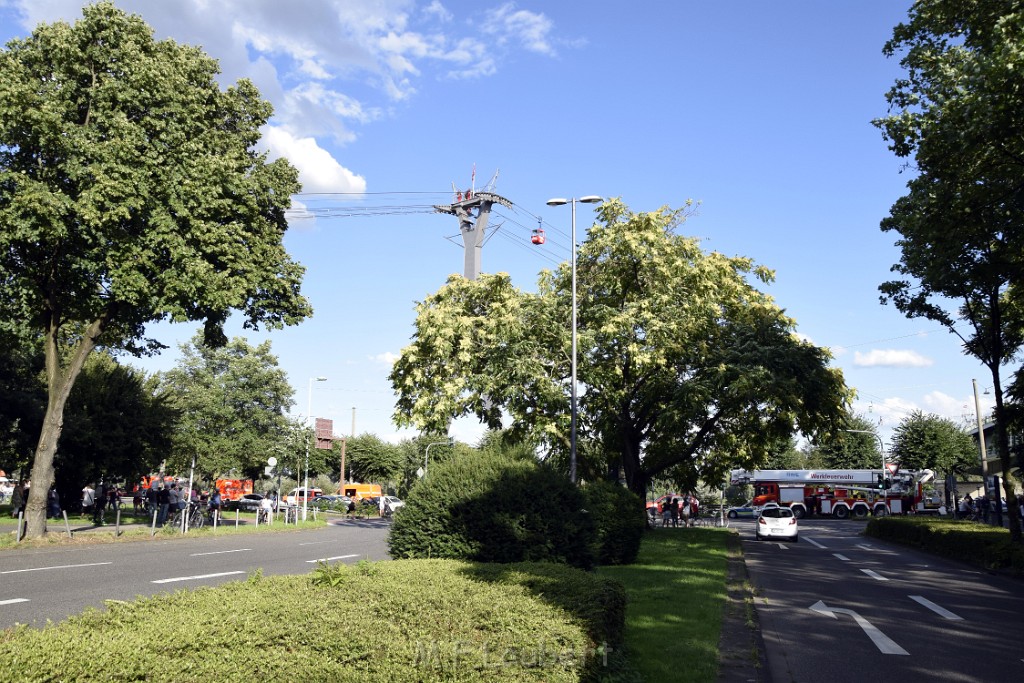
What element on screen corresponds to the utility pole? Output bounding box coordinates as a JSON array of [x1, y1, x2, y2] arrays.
[[435, 190, 512, 280]]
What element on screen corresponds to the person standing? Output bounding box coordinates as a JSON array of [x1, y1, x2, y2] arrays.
[[93, 481, 107, 524], [156, 485, 170, 526], [46, 487, 61, 519], [81, 483, 95, 515], [208, 489, 222, 524], [10, 480, 24, 518], [167, 485, 181, 524]]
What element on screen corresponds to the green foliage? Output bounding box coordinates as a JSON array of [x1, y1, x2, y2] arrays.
[[889, 410, 978, 477], [865, 516, 1024, 576], [389, 447, 597, 569], [817, 415, 883, 469], [56, 353, 174, 503], [581, 479, 647, 565], [0, 1, 311, 539], [158, 333, 295, 480], [390, 199, 852, 501], [874, 0, 1024, 540], [0, 559, 623, 682]]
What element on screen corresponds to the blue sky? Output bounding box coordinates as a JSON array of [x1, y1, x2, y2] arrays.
[[0, 1, 1002, 449]]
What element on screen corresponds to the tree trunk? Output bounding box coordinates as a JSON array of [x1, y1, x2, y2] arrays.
[[991, 388, 1022, 543], [23, 315, 105, 539]]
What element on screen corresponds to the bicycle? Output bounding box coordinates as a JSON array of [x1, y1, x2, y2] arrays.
[[168, 502, 205, 530]]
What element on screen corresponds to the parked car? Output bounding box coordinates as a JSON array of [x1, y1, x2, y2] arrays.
[[755, 504, 798, 542], [381, 495, 404, 513], [224, 493, 264, 512], [727, 501, 757, 519], [310, 495, 352, 511]]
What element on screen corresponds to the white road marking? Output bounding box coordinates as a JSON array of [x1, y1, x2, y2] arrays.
[[152, 571, 245, 584], [860, 569, 888, 581], [833, 553, 850, 561], [809, 600, 909, 655], [857, 543, 874, 550], [306, 554, 359, 563], [1, 562, 112, 575], [774, 543, 789, 549], [909, 595, 963, 620], [0, 598, 30, 605], [299, 540, 333, 546], [804, 537, 827, 549], [190, 549, 252, 557]]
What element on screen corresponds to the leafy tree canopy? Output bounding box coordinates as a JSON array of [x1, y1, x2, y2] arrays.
[[158, 333, 294, 482], [391, 199, 852, 498], [874, 0, 1023, 539], [0, 3, 311, 537], [888, 410, 978, 478]]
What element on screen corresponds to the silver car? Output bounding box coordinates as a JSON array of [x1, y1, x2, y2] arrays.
[[755, 504, 798, 542]]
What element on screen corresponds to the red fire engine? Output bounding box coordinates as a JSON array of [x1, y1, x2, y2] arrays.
[[729, 468, 935, 519]]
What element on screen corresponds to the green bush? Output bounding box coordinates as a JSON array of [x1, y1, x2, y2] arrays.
[[864, 516, 1024, 575], [389, 447, 597, 569], [0, 559, 624, 682], [581, 479, 646, 565]]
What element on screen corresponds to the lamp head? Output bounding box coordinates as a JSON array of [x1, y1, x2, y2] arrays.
[[315, 376, 327, 382], [546, 198, 567, 207], [580, 195, 602, 204]]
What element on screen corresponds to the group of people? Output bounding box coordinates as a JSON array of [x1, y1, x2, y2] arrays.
[[141, 483, 224, 526], [80, 482, 124, 524], [659, 493, 700, 527]]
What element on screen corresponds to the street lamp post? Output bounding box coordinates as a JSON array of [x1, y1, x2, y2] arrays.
[[303, 376, 327, 521], [423, 438, 454, 477], [545, 195, 602, 484], [844, 429, 887, 504]]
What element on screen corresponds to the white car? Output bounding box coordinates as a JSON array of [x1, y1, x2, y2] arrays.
[[381, 495, 404, 514], [755, 504, 798, 542]]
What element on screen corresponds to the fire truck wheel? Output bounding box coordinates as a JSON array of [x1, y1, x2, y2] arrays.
[[853, 507, 869, 519], [792, 506, 806, 519], [833, 506, 849, 520], [873, 506, 888, 517]]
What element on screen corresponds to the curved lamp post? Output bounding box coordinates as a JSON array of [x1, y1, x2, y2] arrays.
[[545, 195, 602, 484]]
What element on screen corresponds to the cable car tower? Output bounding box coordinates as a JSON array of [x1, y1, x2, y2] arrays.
[[434, 168, 512, 280]]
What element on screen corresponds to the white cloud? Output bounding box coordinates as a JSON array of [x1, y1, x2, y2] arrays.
[[854, 349, 934, 368], [261, 126, 366, 195], [370, 352, 400, 366], [483, 3, 556, 56]]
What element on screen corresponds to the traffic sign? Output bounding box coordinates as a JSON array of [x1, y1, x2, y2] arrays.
[[885, 463, 898, 474]]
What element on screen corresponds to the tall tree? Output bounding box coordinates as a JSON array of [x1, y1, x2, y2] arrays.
[[56, 353, 175, 507], [874, 0, 1023, 540], [818, 415, 885, 470], [0, 4, 311, 538], [391, 199, 851, 500], [159, 334, 295, 482], [888, 410, 977, 481]]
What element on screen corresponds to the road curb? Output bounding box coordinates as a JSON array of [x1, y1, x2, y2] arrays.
[[717, 530, 771, 683]]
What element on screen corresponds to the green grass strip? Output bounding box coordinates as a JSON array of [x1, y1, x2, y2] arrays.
[[599, 528, 730, 683]]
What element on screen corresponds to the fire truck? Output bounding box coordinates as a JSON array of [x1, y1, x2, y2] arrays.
[[729, 468, 935, 519]]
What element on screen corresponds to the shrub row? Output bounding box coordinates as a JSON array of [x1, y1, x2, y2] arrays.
[[0, 559, 626, 683], [864, 516, 1024, 575], [388, 447, 645, 569]]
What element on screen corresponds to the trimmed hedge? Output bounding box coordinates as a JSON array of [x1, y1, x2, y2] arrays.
[[581, 479, 647, 565], [389, 448, 597, 569], [0, 559, 626, 682], [864, 516, 1024, 575]]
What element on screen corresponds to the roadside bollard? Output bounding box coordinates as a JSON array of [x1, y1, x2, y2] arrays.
[[151, 509, 158, 536], [62, 510, 72, 538]]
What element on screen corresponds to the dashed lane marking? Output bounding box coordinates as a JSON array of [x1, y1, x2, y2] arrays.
[[0, 598, 29, 606], [190, 549, 252, 557], [1, 562, 112, 574], [909, 595, 962, 620], [833, 553, 850, 561], [305, 554, 359, 563], [860, 569, 888, 581], [804, 537, 827, 549], [152, 571, 245, 584]]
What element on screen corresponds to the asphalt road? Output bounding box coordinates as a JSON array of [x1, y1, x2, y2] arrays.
[[737, 517, 1024, 682], [0, 518, 390, 629]]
